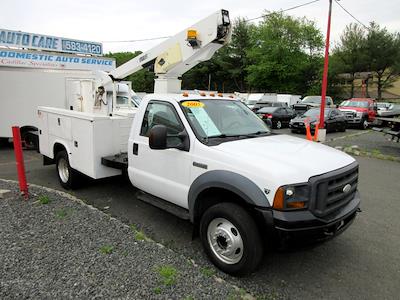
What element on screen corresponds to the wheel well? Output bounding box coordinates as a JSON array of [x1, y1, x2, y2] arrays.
[[53, 143, 66, 158], [20, 126, 38, 135], [193, 187, 253, 224]]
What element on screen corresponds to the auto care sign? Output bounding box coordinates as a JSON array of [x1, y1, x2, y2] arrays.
[[0, 49, 116, 72], [0, 28, 103, 56]]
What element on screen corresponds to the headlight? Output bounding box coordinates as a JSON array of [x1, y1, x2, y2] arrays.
[[356, 112, 363, 117], [272, 184, 310, 210]]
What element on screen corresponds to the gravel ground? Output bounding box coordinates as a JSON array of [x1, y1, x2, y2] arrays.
[[0, 180, 248, 300]]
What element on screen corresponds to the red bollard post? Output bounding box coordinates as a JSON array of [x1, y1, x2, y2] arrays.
[[12, 126, 29, 199]]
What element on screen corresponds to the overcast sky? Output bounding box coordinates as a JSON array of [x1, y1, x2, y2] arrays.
[[1, 0, 399, 54]]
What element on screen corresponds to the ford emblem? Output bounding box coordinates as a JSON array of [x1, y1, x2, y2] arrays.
[[342, 184, 351, 193]]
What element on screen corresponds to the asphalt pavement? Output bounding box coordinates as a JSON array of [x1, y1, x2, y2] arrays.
[[0, 129, 399, 299]]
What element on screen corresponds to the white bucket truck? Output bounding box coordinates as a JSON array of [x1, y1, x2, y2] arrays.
[[38, 10, 360, 275]]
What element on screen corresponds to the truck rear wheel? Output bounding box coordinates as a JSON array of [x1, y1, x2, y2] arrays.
[[199, 202, 263, 276], [55, 150, 80, 189]]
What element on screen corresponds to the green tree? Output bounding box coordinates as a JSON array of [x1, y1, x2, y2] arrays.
[[246, 12, 324, 94], [365, 22, 400, 100], [104, 51, 155, 92], [332, 23, 368, 98]]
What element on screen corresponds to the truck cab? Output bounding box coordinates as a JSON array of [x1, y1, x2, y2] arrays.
[[125, 93, 360, 275], [339, 98, 377, 129]]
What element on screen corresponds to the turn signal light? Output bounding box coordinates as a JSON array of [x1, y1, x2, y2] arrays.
[[209, 93, 215, 97], [218, 93, 223, 97], [182, 92, 189, 97], [272, 187, 285, 210], [200, 92, 206, 96], [287, 201, 306, 209]]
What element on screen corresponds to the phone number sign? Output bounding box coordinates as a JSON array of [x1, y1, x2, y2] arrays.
[[0, 28, 103, 56]]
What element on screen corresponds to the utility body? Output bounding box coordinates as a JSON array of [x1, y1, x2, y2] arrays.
[[38, 9, 360, 275]]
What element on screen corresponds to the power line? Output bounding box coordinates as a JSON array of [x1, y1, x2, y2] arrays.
[[245, 0, 321, 22], [334, 0, 369, 29], [103, 0, 321, 43], [102, 36, 171, 43]]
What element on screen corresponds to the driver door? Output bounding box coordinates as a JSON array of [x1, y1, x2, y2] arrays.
[[130, 100, 192, 208]]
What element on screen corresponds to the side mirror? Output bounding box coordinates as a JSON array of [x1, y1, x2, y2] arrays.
[[176, 131, 190, 151], [149, 125, 167, 150]]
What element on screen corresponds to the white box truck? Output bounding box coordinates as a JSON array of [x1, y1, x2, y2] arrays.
[[0, 39, 119, 147]]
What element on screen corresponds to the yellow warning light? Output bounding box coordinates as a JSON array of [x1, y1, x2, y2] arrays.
[[187, 29, 197, 40]]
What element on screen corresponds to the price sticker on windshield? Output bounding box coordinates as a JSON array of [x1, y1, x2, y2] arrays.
[[182, 101, 205, 108]]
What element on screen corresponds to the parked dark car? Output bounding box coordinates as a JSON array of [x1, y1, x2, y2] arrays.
[[256, 107, 296, 129], [289, 108, 346, 133], [252, 101, 287, 112], [292, 95, 334, 115]]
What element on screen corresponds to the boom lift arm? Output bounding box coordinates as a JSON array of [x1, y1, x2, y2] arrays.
[[105, 9, 231, 94]]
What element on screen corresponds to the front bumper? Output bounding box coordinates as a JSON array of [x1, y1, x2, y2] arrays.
[[255, 191, 361, 244], [345, 117, 363, 124]]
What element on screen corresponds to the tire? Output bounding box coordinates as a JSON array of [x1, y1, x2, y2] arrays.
[[360, 118, 369, 130], [55, 150, 80, 189], [0, 137, 10, 147], [200, 202, 263, 276], [339, 122, 346, 132]]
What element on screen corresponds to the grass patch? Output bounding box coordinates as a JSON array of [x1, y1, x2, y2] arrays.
[[157, 265, 178, 286], [130, 224, 147, 241], [99, 245, 114, 255], [153, 287, 162, 295], [38, 195, 50, 204], [200, 267, 215, 277], [55, 209, 67, 219]]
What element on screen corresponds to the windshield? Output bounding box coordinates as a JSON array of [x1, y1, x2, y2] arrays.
[[180, 99, 270, 143], [258, 107, 279, 113], [340, 100, 368, 108], [116, 96, 129, 105], [246, 99, 258, 105], [302, 96, 332, 104], [131, 95, 141, 107], [303, 108, 329, 117]]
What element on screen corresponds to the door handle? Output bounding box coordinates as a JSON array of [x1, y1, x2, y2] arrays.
[[133, 143, 138, 155]]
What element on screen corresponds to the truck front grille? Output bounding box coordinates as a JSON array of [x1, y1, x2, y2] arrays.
[[309, 162, 358, 218]]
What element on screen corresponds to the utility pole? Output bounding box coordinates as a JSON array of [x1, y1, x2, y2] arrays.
[[318, 0, 333, 142]]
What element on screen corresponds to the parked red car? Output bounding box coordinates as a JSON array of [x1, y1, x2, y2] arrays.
[[338, 98, 377, 129]]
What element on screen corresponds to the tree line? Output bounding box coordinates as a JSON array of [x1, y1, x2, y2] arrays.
[[105, 12, 400, 100]]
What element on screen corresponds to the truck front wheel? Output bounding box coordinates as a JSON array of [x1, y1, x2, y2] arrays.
[[360, 118, 369, 130], [55, 150, 80, 189], [199, 202, 263, 276]]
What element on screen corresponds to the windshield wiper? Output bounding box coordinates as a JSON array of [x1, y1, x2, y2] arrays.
[[243, 131, 270, 137], [208, 134, 242, 139], [208, 131, 269, 139]]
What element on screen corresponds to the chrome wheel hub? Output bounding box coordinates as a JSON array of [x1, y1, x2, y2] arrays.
[[58, 158, 69, 183], [207, 218, 243, 264]]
